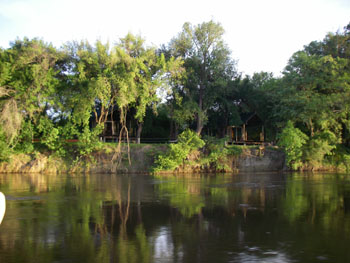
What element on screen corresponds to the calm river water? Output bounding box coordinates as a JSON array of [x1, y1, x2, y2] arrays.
[[0, 172, 350, 263]]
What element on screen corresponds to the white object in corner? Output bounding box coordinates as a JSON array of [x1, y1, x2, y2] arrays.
[[0, 192, 5, 224]]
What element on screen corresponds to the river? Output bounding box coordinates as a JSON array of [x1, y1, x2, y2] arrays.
[[0, 172, 350, 263]]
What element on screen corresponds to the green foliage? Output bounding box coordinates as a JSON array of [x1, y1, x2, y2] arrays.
[[170, 20, 237, 134], [1, 23, 350, 171], [37, 116, 60, 151], [282, 173, 346, 225], [200, 137, 242, 172], [177, 129, 205, 149], [1, 38, 62, 120], [14, 120, 34, 154], [153, 129, 204, 172], [303, 130, 338, 167], [0, 98, 22, 146], [154, 176, 205, 218], [75, 125, 104, 157], [142, 106, 171, 138], [278, 121, 308, 170], [331, 145, 350, 171], [154, 133, 242, 173], [272, 23, 350, 170], [0, 127, 12, 162]]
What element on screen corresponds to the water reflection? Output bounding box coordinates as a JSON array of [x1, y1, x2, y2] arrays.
[[0, 173, 349, 262]]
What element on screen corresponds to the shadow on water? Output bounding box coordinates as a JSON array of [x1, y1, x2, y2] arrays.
[[0, 172, 350, 262]]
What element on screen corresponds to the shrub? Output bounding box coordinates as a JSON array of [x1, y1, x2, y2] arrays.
[[37, 116, 60, 151], [153, 129, 204, 172], [328, 144, 350, 171], [75, 125, 104, 157], [303, 130, 337, 167], [277, 121, 308, 170], [201, 137, 242, 172], [13, 120, 34, 154]]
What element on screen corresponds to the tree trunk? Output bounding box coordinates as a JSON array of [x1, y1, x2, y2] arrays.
[[242, 124, 246, 141], [221, 127, 227, 138], [136, 122, 143, 144], [170, 119, 174, 140], [196, 117, 203, 135], [196, 85, 204, 135], [111, 108, 115, 135], [174, 124, 179, 140], [309, 118, 314, 137], [221, 115, 229, 138]]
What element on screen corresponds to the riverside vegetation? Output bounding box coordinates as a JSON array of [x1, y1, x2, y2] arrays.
[[1, 21, 350, 172], [0, 131, 278, 174]]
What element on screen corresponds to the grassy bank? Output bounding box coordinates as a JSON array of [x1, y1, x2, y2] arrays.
[[0, 138, 283, 174], [0, 143, 167, 174], [1, 139, 347, 174]]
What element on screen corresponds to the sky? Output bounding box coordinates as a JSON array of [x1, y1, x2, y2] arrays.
[[0, 0, 349, 76]]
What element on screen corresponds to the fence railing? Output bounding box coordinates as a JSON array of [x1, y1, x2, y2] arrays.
[[101, 136, 177, 144]]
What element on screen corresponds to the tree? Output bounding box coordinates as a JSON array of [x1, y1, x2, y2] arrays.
[[170, 20, 237, 134], [158, 44, 195, 139], [206, 77, 241, 137], [280, 50, 350, 138], [63, 40, 117, 128], [116, 33, 159, 144], [273, 23, 350, 168], [0, 38, 62, 149], [115, 33, 183, 144], [234, 72, 282, 140]]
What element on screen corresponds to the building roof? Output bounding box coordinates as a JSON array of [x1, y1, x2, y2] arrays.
[[240, 112, 257, 124]]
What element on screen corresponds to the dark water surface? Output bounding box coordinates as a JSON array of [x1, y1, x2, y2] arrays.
[[1, 172, 350, 263]]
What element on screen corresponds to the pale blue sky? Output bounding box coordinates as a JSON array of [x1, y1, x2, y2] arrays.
[[0, 0, 349, 76]]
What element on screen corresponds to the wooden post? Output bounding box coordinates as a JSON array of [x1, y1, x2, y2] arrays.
[[260, 125, 265, 142], [111, 121, 114, 135], [242, 124, 246, 141], [231, 127, 234, 142]]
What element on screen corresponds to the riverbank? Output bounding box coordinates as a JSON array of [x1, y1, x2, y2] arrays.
[[0, 144, 286, 174]]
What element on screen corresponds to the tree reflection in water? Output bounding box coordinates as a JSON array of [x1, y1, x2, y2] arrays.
[[0, 173, 349, 262]]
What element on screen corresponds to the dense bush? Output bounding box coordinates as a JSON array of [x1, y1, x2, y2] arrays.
[[200, 137, 242, 172], [153, 132, 244, 173], [277, 121, 308, 170], [153, 129, 205, 172]]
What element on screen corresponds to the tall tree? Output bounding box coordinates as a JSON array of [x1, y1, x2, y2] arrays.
[[64, 40, 116, 127], [170, 20, 237, 134], [0, 38, 62, 147], [115, 33, 183, 144], [273, 23, 350, 166]]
